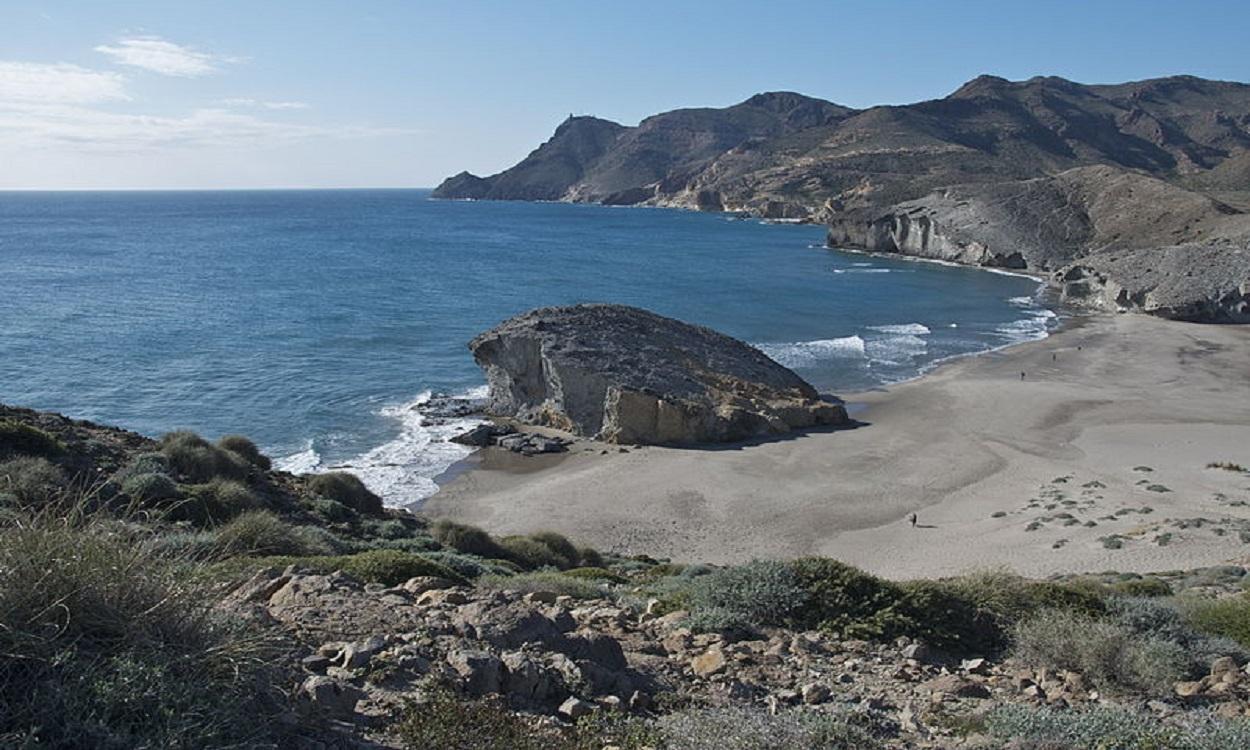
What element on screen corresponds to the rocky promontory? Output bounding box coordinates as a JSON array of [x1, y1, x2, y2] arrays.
[[468, 304, 848, 445]]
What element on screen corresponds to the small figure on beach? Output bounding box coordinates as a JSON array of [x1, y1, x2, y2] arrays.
[[1020, 371, 1026, 380], [909, 512, 918, 528], [1052, 353, 1056, 361]]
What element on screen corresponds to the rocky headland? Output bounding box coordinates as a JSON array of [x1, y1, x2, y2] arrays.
[[434, 75, 1250, 322], [469, 304, 848, 445]]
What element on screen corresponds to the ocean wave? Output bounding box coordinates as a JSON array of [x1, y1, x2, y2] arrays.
[[995, 307, 1058, 343], [756, 336, 866, 368], [865, 333, 928, 366], [275, 385, 487, 508], [832, 268, 893, 274], [868, 323, 931, 335]]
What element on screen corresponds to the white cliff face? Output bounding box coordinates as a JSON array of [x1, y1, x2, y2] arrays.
[[1057, 246, 1250, 323], [468, 304, 849, 445]]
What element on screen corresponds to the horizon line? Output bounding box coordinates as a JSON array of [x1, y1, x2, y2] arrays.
[[0, 186, 437, 193]]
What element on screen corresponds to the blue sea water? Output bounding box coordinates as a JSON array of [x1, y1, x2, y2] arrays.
[[0, 189, 1056, 504]]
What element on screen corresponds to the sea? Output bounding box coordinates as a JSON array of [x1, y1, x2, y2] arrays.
[[0, 189, 1057, 505]]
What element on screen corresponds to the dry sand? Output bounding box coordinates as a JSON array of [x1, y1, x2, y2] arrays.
[[424, 313, 1250, 579]]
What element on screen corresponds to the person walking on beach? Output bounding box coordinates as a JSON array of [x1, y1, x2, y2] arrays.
[[909, 512, 918, 528], [1020, 371, 1026, 380]]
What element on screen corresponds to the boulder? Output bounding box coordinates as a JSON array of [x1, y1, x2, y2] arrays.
[[447, 650, 504, 696], [298, 676, 363, 719], [468, 304, 849, 445]]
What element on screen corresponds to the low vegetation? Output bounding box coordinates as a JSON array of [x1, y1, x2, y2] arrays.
[[4, 409, 1250, 747]]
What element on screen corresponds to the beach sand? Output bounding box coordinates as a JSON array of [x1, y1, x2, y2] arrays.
[[424, 313, 1250, 579]]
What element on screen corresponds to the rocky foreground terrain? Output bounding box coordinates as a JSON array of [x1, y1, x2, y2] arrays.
[[6, 403, 1250, 748], [434, 75, 1250, 322], [469, 304, 848, 445]]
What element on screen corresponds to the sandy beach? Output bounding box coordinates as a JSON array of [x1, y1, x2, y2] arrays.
[[425, 313, 1250, 579]]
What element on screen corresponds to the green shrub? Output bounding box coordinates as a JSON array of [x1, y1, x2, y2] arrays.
[[0, 504, 294, 747], [394, 689, 564, 750], [986, 704, 1250, 749], [564, 566, 627, 584], [478, 571, 609, 600], [168, 478, 259, 525], [214, 511, 330, 557], [424, 550, 518, 578], [323, 549, 463, 586], [306, 472, 383, 515], [527, 530, 578, 567], [1110, 596, 1247, 665], [1011, 608, 1189, 696], [788, 557, 914, 638], [120, 472, 180, 504], [159, 431, 247, 483], [0, 456, 67, 505], [144, 530, 222, 561], [577, 545, 605, 568], [499, 535, 567, 570], [650, 706, 886, 750], [363, 535, 441, 555], [935, 569, 1106, 627], [686, 560, 810, 632], [0, 419, 64, 459], [215, 434, 272, 470], [1186, 594, 1250, 649], [432, 518, 504, 558], [113, 452, 170, 482], [1110, 576, 1173, 597], [305, 495, 357, 523]]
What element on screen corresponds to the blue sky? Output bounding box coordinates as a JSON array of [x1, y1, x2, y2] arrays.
[[4, 0, 1249, 189]]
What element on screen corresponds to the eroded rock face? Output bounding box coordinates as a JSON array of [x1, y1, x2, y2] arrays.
[[468, 304, 848, 445]]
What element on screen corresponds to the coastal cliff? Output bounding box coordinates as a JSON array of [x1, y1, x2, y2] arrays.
[[435, 75, 1250, 323]]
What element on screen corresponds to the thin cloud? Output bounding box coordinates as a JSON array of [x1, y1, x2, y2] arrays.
[[0, 61, 128, 104], [94, 37, 232, 77], [220, 97, 310, 110], [0, 102, 411, 152]]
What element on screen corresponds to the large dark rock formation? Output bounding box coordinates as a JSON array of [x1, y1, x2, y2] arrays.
[[468, 305, 848, 445]]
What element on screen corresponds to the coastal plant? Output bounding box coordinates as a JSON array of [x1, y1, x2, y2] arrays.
[[986, 704, 1250, 749], [159, 431, 247, 483], [685, 560, 810, 631], [649, 706, 886, 750], [112, 451, 170, 482], [526, 530, 579, 567], [577, 545, 605, 568], [478, 570, 610, 600], [1011, 608, 1189, 696], [563, 566, 628, 584], [305, 494, 357, 523], [120, 471, 180, 504], [498, 535, 569, 570], [216, 434, 272, 470], [423, 550, 518, 578], [213, 510, 332, 557], [306, 471, 384, 515], [0, 419, 64, 459], [1184, 594, 1250, 649], [0, 456, 67, 505], [0, 502, 293, 747], [1109, 596, 1247, 665], [395, 689, 565, 750], [431, 518, 505, 558], [169, 478, 260, 525]]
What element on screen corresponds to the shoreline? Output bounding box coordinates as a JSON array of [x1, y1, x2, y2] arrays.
[[425, 311, 1250, 579]]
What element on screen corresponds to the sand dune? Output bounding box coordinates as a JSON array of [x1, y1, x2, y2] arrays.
[[425, 313, 1250, 579]]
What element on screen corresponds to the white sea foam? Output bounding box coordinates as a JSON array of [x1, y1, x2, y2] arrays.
[[868, 323, 931, 335], [756, 336, 866, 368], [865, 334, 928, 366], [832, 268, 893, 274], [276, 386, 488, 508]]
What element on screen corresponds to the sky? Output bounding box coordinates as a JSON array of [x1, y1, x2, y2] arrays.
[[3, 0, 1249, 189]]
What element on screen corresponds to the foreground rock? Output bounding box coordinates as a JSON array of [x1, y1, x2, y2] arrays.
[[468, 304, 849, 445]]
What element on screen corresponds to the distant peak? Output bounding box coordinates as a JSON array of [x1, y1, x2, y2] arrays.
[[739, 91, 841, 112]]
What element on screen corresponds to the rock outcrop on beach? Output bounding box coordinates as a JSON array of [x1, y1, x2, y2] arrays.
[[468, 304, 848, 445], [435, 74, 1250, 323]]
